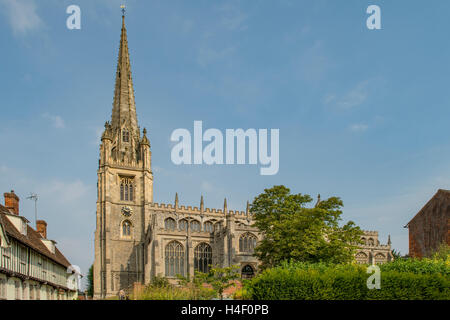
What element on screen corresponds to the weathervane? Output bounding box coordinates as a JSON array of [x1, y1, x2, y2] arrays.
[[120, 4, 126, 16]]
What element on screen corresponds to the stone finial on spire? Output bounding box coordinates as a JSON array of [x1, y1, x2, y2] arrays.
[[101, 121, 112, 141], [246, 201, 250, 215], [200, 195, 204, 212], [387, 235, 391, 245], [141, 128, 150, 145], [223, 198, 227, 213], [175, 193, 179, 208], [315, 194, 321, 207]]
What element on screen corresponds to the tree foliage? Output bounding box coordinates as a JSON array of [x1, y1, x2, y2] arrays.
[[194, 266, 240, 299], [251, 185, 363, 268], [87, 264, 94, 297]]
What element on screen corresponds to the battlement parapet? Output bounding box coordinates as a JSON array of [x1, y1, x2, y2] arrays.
[[361, 230, 378, 236], [148, 201, 251, 218]]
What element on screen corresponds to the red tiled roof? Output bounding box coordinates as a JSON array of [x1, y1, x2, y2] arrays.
[[0, 204, 71, 268]]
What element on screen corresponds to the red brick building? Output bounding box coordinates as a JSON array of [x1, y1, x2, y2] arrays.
[[406, 189, 450, 258]]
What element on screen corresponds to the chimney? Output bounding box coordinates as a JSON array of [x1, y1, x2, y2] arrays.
[[36, 220, 47, 239], [4, 190, 19, 215]]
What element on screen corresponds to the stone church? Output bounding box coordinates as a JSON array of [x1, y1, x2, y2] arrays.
[[93, 15, 260, 299], [94, 15, 393, 299]]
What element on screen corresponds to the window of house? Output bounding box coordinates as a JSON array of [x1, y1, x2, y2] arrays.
[[165, 241, 184, 277], [15, 281, 20, 300], [204, 221, 213, 233], [2, 246, 11, 269], [165, 218, 176, 231], [22, 283, 27, 300], [190, 220, 200, 232], [20, 246, 27, 274], [21, 221, 27, 236], [239, 233, 257, 253], [120, 177, 134, 201], [36, 286, 40, 300], [29, 285, 35, 300], [194, 243, 212, 273], [0, 279, 6, 300]]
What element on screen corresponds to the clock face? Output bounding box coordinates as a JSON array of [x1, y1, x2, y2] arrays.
[[121, 206, 132, 217]]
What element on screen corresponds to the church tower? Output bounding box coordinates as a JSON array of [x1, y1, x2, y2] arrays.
[[94, 13, 153, 299]]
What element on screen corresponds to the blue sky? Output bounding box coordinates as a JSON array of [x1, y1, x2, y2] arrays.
[[1, 0, 450, 288]]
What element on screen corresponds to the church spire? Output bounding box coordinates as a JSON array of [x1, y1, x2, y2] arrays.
[[111, 11, 138, 136]]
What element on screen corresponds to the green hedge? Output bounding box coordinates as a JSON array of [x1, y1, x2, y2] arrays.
[[244, 261, 450, 300]]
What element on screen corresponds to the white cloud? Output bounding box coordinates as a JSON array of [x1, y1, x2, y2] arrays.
[[197, 46, 236, 67], [217, 3, 248, 31], [337, 80, 369, 109], [201, 181, 214, 193], [0, 0, 43, 36], [43, 113, 65, 129], [297, 40, 330, 83], [323, 94, 336, 105], [0, 165, 8, 174], [43, 179, 91, 204], [349, 123, 369, 132]]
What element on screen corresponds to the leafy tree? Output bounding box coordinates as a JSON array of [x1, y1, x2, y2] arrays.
[[87, 264, 94, 297], [391, 249, 403, 260], [151, 275, 170, 288], [194, 266, 240, 300], [431, 242, 450, 261], [176, 273, 205, 300], [251, 185, 363, 268]]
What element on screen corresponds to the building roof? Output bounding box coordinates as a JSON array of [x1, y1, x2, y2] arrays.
[[405, 189, 450, 227], [0, 204, 71, 268]]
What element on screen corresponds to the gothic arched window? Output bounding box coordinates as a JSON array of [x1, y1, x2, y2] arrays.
[[374, 253, 386, 264], [190, 220, 201, 232], [165, 241, 185, 277], [204, 221, 213, 233], [239, 233, 257, 253], [122, 220, 131, 237], [120, 177, 134, 201], [122, 130, 129, 142], [165, 218, 176, 230], [355, 251, 368, 264], [179, 219, 187, 231], [194, 243, 212, 273]]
